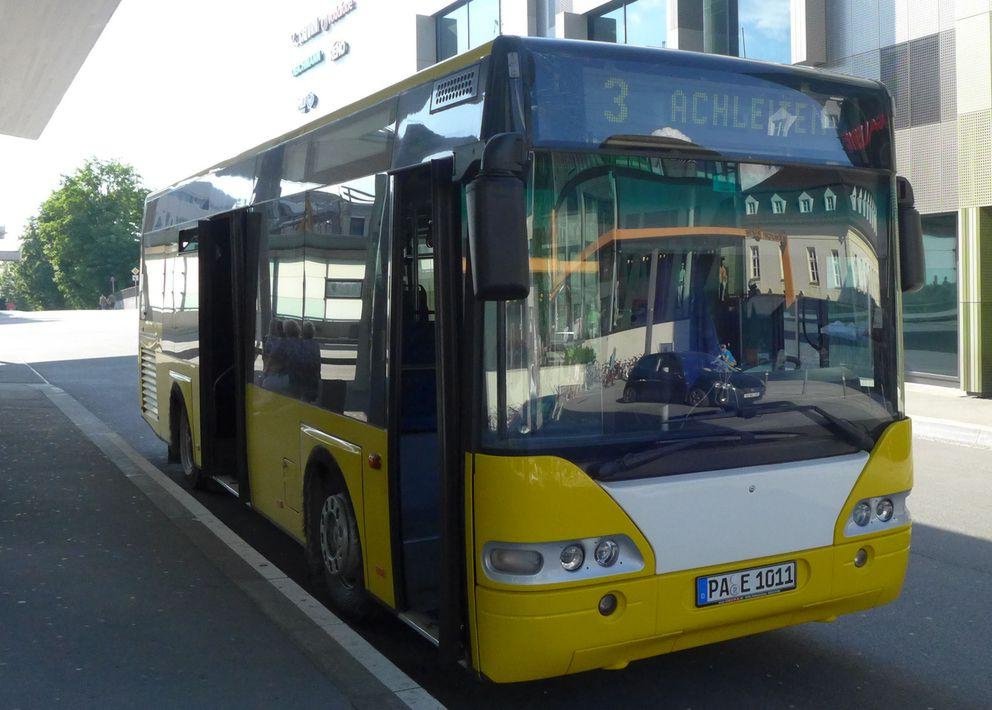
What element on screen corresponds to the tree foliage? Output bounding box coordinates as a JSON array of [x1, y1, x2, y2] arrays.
[[0, 220, 65, 310], [0, 159, 148, 310]]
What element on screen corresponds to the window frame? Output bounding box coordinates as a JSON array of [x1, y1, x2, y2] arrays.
[[806, 246, 820, 284]]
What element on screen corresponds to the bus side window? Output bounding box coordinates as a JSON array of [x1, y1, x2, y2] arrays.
[[254, 175, 388, 425]]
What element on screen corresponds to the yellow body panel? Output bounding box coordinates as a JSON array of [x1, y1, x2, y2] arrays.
[[473, 453, 657, 592], [470, 420, 913, 683], [245, 384, 395, 608], [138, 327, 202, 467], [833, 418, 913, 542]]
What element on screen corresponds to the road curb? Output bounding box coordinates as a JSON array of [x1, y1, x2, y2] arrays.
[[911, 415, 992, 450], [30, 381, 443, 710]]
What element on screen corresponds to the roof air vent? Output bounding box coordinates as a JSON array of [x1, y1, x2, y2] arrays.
[[430, 65, 480, 113]]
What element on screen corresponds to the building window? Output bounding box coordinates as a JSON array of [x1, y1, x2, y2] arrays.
[[745, 195, 758, 215], [798, 192, 813, 213], [771, 194, 786, 214], [750, 245, 761, 280], [806, 246, 819, 284], [588, 0, 667, 48], [738, 0, 791, 63], [436, 0, 501, 62], [901, 215, 957, 378], [824, 188, 836, 212], [830, 249, 842, 288]]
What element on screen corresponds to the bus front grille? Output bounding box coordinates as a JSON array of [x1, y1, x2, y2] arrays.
[[140, 347, 158, 419]]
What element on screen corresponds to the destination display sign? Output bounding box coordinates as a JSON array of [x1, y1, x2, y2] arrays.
[[530, 50, 891, 170]]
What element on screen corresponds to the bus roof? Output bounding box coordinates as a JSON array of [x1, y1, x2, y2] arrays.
[[144, 36, 893, 234]]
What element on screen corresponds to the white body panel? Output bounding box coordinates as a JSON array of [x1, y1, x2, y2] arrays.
[[601, 453, 869, 574]]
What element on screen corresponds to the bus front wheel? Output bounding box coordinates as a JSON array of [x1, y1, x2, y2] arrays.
[[177, 403, 204, 489], [310, 483, 371, 619]]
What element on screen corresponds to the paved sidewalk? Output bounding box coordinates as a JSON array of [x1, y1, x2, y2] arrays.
[[906, 382, 992, 449], [0, 377, 433, 709]]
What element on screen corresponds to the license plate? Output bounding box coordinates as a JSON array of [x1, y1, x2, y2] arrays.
[[696, 561, 796, 607], [742, 391, 760, 399]]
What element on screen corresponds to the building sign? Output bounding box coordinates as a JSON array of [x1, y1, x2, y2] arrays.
[[328, 40, 349, 61], [298, 92, 319, 114], [292, 50, 325, 77], [290, 0, 357, 46]]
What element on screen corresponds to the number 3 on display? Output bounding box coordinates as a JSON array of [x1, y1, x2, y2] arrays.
[[604, 77, 629, 123]]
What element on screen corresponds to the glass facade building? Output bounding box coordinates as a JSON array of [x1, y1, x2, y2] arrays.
[[436, 0, 501, 62]]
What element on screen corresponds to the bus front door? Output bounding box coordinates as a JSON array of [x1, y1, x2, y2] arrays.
[[197, 211, 252, 499], [390, 161, 467, 665]]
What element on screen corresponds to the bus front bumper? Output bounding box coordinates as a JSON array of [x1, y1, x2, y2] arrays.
[[474, 527, 910, 683]]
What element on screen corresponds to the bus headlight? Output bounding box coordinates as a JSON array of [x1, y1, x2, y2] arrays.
[[876, 498, 894, 522], [843, 491, 911, 538], [482, 535, 644, 584], [488, 548, 543, 575], [852, 500, 872, 527], [560, 544, 585, 571], [594, 539, 620, 567]]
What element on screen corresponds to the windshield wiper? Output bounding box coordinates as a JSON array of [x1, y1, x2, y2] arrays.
[[752, 403, 875, 452], [593, 431, 798, 480]]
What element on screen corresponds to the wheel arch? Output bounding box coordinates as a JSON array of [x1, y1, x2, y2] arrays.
[[302, 445, 365, 561]]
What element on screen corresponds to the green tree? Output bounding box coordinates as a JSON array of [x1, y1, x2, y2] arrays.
[[35, 158, 148, 309], [0, 219, 65, 310]]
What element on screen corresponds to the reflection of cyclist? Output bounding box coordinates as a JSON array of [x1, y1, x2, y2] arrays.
[[718, 343, 737, 368]]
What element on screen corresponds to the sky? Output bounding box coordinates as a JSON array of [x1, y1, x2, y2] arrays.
[[0, 0, 407, 244], [739, 0, 792, 64]]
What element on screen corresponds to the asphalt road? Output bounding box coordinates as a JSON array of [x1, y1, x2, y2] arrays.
[[11, 311, 992, 708]]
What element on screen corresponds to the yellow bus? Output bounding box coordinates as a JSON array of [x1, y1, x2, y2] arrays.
[[138, 36, 925, 682]]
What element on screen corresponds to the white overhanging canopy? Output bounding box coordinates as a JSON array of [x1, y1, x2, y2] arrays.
[[0, 0, 121, 140]]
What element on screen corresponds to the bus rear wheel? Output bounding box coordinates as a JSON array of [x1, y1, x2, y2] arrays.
[[177, 404, 205, 489], [310, 484, 371, 619]]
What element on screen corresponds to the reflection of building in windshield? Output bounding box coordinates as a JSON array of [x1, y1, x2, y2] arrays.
[[491, 153, 894, 439]]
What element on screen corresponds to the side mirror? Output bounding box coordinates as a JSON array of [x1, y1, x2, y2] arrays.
[[897, 176, 925, 293], [466, 133, 530, 300]]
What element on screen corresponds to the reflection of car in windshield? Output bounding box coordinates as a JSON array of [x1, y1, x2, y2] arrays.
[[622, 352, 765, 407]]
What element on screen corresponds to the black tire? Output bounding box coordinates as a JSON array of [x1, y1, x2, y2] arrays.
[[686, 387, 707, 407], [623, 386, 638, 403], [308, 479, 372, 620], [177, 403, 205, 489]]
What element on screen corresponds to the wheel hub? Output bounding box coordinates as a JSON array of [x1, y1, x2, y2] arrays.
[[319, 494, 356, 587]]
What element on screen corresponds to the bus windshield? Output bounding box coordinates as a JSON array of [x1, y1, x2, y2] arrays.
[[481, 151, 898, 476]]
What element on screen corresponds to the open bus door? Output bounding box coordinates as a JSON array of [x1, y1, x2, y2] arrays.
[[388, 159, 469, 667], [196, 211, 255, 500]]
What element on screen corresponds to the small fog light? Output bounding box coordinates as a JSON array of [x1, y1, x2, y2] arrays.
[[488, 548, 543, 575], [598, 593, 618, 616], [876, 498, 894, 522], [853, 501, 872, 527], [560, 544, 585, 572], [854, 548, 868, 568], [594, 539, 620, 567]]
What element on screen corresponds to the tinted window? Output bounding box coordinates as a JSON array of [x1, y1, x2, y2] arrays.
[[253, 175, 389, 424]]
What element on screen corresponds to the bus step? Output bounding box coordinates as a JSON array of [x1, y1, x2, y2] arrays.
[[212, 474, 239, 498], [397, 611, 440, 646]]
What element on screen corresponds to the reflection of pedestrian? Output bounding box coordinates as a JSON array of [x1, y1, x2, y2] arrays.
[[99, 295, 108, 310], [719, 258, 728, 301], [300, 321, 321, 402], [107, 293, 116, 310], [677, 258, 687, 306], [262, 319, 289, 391], [282, 319, 305, 397], [719, 343, 737, 367]]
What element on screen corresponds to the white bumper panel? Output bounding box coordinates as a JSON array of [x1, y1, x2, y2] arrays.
[[600, 452, 869, 574]]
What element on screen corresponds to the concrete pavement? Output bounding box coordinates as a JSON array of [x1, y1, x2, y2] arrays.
[[0, 366, 436, 708], [906, 382, 992, 449]]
